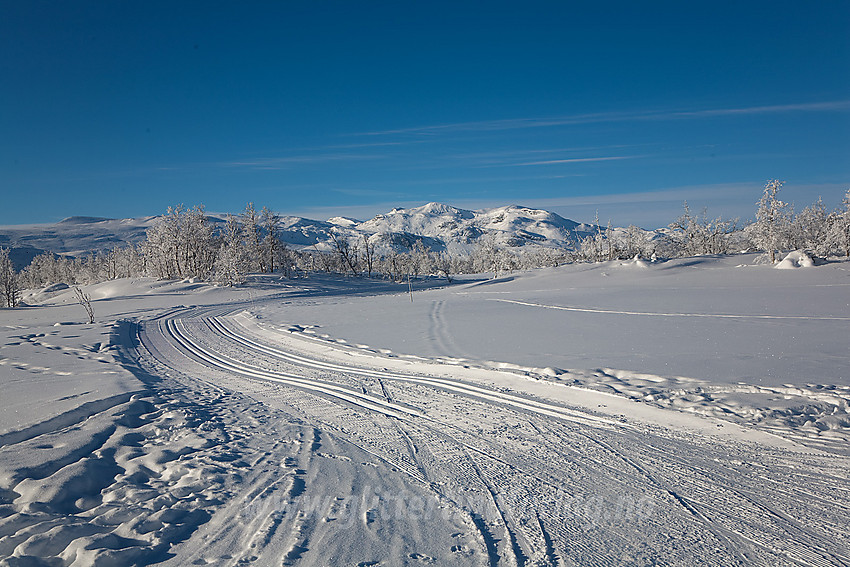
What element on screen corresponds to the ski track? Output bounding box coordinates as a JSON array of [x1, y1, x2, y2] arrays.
[[130, 306, 850, 565], [428, 299, 467, 360], [489, 298, 850, 321]]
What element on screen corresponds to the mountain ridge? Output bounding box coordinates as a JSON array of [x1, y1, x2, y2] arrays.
[[0, 203, 606, 262]]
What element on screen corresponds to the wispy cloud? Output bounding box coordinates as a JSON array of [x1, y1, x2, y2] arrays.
[[448, 144, 646, 160], [358, 100, 850, 137], [664, 100, 850, 119], [514, 155, 643, 166], [223, 153, 383, 169], [320, 141, 420, 150]]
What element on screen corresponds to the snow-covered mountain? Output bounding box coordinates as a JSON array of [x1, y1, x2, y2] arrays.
[[0, 216, 158, 257], [0, 203, 601, 265], [0, 216, 161, 269], [355, 202, 598, 254]]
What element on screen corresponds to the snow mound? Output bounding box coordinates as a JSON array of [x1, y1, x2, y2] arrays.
[[617, 255, 650, 269], [20, 282, 71, 304], [775, 250, 815, 269]]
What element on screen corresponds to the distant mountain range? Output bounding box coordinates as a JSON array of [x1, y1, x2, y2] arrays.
[[0, 203, 607, 269], [322, 203, 602, 255]]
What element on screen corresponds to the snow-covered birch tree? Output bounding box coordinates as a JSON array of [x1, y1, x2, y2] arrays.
[[260, 207, 284, 274], [747, 180, 791, 263], [0, 248, 20, 308], [791, 197, 829, 254], [826, 189, 850, 257], [361, 234, 376, 277], [329, 230, 359, 275], [241, 203, 263, 273], [214, 215, 246, 286]]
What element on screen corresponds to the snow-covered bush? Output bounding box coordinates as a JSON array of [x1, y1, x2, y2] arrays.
[[668, 202, 738, 257], [775, 250, 815, 269]]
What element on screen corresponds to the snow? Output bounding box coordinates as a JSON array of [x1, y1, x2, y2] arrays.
[[775, 249, 816, 269], [1, 255, 849, 565], [256, 254, 850, 388]]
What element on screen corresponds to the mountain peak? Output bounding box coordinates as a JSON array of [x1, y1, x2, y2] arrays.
[[327, 216, 360, 227], [415, 202, 461, 215]]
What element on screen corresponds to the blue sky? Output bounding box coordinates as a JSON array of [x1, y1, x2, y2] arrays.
[[2, 1, 848, 228]]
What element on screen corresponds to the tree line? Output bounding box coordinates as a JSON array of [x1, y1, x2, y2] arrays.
[[574, 181, 850, 264], [2, 182, 849, 308]]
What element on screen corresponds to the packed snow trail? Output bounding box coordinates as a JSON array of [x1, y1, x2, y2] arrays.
[[488, 298, 850, 320], [134, 305, 850, 566]]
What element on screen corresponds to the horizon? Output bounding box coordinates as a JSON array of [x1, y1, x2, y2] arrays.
[[1, 186, 846, 232], [2, 2, 848, 228]]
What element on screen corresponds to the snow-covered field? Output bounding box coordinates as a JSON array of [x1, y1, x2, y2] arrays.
[[1, 254, 849, 565]]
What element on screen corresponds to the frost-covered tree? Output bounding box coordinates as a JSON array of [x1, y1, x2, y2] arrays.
[[791, 197, 829, 255], [307, 245, 337, 273], [141, 219, 173, 279], [142, 205, 215, 280], [577, 213, 611, 262], [432, 251, 454, 283], [162, 205, 186, 277], [516, 247, 566, 269], [241, 202, 263, 273], [329, 229, 359, 275], [183, 206, 217, 279], [361, 234, 376, 277], [669, 202, 704, 256], [604, 220, 616, 261], [620, 225, 649, 258], [825, 189, 850, 258], [382, 250, 407, 281], [260, 207, 286, 275], [472, 233, 505, 277], [142, 205, 183, 279], [20, 251, 76, 288], [214, 215, 246, 286], [747, 180, 791, 263], [0, 248, 20, 308], [575, 211, 616, 262], [409, 240, 432, 277], [668, 202, 738, 257]]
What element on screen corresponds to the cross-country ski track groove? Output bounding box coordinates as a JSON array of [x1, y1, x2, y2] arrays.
[[203, 314, 625, 430], [132, 306, 850, 566]]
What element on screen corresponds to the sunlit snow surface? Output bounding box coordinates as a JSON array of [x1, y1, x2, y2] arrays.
[[1, 254, 849, 565]]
